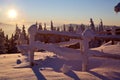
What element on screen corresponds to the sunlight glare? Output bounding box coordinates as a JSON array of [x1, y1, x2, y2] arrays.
[[8, 9, 17, 19]]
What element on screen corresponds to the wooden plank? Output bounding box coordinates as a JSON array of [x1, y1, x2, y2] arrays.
[[92, 53, 120, 60], [37, 30, 83, 39], [89, 50, 120, 60], [95, 35, 120, 41]]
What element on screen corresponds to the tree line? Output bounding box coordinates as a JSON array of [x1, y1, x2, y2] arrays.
[[0, 25, 28, 54]]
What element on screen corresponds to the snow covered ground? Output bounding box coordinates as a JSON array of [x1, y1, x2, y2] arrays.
[[0, 43, 120, 80]]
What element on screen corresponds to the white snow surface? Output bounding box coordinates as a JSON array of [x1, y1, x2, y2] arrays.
[[56, 39, 80, 47], [0, 43, 120, 80]]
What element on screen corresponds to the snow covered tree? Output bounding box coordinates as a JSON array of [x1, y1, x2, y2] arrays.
[[4, 35, 9, 53], [50, 20, 54, 30], [99, 19, 104, 32], [90, 18, 95, 31], [22, 25, 27, 39], [57, 27, 60, 31], [68, 24, 74, 32], [8, 34, 17, 53], [38, 23, 42, 30], [63, 24, 66, 31], [0, 29, 6, 54], [44, 23, 47, 30], [14, 25, 20, 40]]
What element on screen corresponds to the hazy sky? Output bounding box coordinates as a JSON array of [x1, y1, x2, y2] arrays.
[[0, 0, 120, 26]]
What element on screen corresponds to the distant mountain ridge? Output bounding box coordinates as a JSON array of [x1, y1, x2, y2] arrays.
[[0, 22, 14, 27]]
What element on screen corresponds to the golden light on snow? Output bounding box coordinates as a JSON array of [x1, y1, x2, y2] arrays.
[[8, 9, 17, 19]]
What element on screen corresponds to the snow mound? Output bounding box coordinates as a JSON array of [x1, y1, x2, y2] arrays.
[[60, 64, 72, 73], [14, 62, 30, 68]]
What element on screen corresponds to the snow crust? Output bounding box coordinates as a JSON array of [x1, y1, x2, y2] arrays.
[[0, 43, 120, 80]]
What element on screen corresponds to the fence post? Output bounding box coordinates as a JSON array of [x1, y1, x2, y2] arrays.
[[28, 50, 34, 66], [80, 29, 94, 71], [80, 39, 89, 71], [28, 24, 37, 66], [111, 27, 116, 44]]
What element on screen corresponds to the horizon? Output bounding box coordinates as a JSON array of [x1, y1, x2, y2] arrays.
[[0, 0, 120, 26], [0, 0, 120, 38]]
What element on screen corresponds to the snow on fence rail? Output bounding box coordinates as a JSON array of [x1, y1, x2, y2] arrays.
[[36, 30, 82, 39], [17, 24, 120, 72], [95, 35, 120, 41]]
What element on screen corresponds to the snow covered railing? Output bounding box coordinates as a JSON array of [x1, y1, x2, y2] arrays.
[[55, 39, 80, 47], [95, 35, 120, 41], [17, 24, 120, 72], [25, 24, 95, 71], [36, 30, 82, 39], [34, 41, 82, 60]]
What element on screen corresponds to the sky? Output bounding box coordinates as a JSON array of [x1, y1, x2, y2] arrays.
[[0, 0, 120, 26]]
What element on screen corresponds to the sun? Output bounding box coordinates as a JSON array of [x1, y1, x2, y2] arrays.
[[8, 9, 17, 19]]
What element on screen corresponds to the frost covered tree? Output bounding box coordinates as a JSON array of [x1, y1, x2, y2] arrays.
[[4, 35, 9, 53], [57, 27, 60, 31], [63, 24, 66, 31], [99, 19, 104, 32], [20, 25, 29, 44], [8, 34, 17, 53], [0, 29, 6, 54], [14, 25, 20, 40], [44, 23, 47, 30], [50, 20, 54, 30], [22, 25, 27, 39], [7, 25, 28, 53], [90, 18, 95, 31], [38, 23, 42, 30], [68, 24, 74, 32]]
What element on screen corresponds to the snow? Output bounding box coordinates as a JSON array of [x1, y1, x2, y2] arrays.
[[92, 41, 120, 55], [56, 39, 80, 47], [60, 64, 72, 73], [28, 24, 37, 35], [34, 41, 82, 60], [0, 43, 120, 80], [13, 25, 120, 79], [82, 29, 95, 41], [21, 28, 94, 62]]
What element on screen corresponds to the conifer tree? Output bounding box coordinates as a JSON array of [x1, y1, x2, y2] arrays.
[[90, 18, 95, 31], [57, 27, 60, 31], [38, 23, 42, 30], [99, 19, 104, 32], [44, 23, 47, 30], [22, 25, 27, 39], [63, 24, 66, 31], [0, 29, 6, 54], [4, 35, 9, 53], [69, 24, 74, 32], [14, 24, 20, 40], [9, 34, 15, 53], [51, 21, 54, 30]]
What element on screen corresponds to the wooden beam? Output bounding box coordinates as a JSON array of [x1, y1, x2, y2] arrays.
[[37, 30, 83, 39], [95, 35, 120, 41]]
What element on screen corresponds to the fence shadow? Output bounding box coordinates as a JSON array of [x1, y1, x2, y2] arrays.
[[89, 71, 109, 80], [64, 70, 80, 80], [32, 66, 46, 80], [33, 56, 81, 80], [36, 56, 82, 72]]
